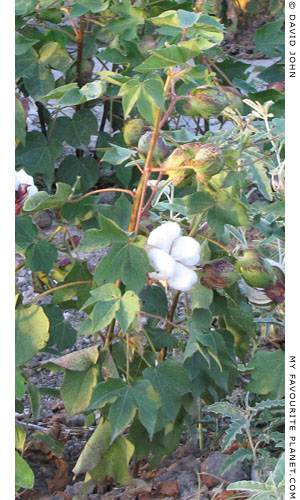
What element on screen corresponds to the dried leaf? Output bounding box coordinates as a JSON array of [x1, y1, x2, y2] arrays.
[[47, 457, 69, 491], [156, 480, 179, 498]]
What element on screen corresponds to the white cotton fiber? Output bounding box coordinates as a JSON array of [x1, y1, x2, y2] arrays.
[[167, 262, 198, 292], [147, 222, 182, 253], [148, 248, 176, 280], [170, 236, 200, 266]]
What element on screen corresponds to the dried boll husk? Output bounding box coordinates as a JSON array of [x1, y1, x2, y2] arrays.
[[170, 236, 200, 267], [223, 86, 244, 114], [162, 142, 203, 186], [138, 132, 169, 162], [193, 144, 225, 182], [200, 259, 239, 289], [237, 250, 276, 289], [123, 118, 148, 146], [167, 262, 198, 292], [263, 260, 285, 304], [266, 81, 285, 93], [148, 248, 176, 280], [184, 86, 228, 119], [147, 221, 182, 254]]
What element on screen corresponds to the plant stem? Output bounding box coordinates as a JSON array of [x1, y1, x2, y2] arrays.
[[30, 281, 93, 303], [15, 261, 25, 273], [160, 290, 181, 360], [76, 17, 85, 88], [142, 311, 188, 333], [36, 101, 47, 137], [128, 73, 172, 233], [68, 187, 135, 203], [104, 318, 115, 349]]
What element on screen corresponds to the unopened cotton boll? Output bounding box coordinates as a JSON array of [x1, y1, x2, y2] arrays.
[[147, 221, 182, 254], [167, 262, 198, 292], [148, 248, 176, 280], [170, 236, 200, 267]]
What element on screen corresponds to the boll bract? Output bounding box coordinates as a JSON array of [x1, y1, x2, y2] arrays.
[[146, 221, 200, 292], [193, 144, 225, 182], [237, 250, 276, 289], [241, 259, 285, 306], [184, 86, 228, 119], [162, 142, 202, 186], [123, 118, 148, 146], [200, 259, 239, 289], [15, 169, 38, 214], [223, 86, 244, 114]]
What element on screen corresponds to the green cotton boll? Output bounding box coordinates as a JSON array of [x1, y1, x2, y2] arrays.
[[223, 86, 244, 114], [123, 118, 148, 146], [200, 259, 239, 290], [138, 132, 169, 162], [193, 144, 225, 181], [162, 142, 203, 186], [183, 86, 228, 119], [237, 250, 276, 288]]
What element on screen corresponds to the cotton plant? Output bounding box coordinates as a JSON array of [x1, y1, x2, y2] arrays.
[[15, 169, 38, 214], [146, 221, 200, 292]]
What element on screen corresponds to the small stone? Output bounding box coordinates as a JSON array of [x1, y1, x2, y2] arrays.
[[200, 452, 249, 488]]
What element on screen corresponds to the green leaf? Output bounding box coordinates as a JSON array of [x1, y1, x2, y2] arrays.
[[15, 369, 25, 399], [15, 0, 37, 16], [31, 430, 64, 457], [204, 401, 244, 420], [82, 283, 121, 310], [220, 448, 253, 475], [224, 298, 254, 361], [25, 240, 57, 274], [135, 38, 214, 72], [102, 143, 136, 165], [246, 349, 285, 399], [61, 367, 98, 418], [97, 194, 132, 231], [183, 190, 215, 216], [254, 21, 284, 57], [74, 0, 109, 14], [143, 361, 190, 431], [222, 418, 248, 452], [15, 132, 63, 189], [16, 42, 36, 67], [58, 155, 100, 193], [15, 47, 39, 78], [190, 281, 213, 310], [120, 79, 141, 118], [254, 399, 285, 412], [61, 197, 97, 224], [52, 260, 93, 309], [99, 48, 129, 64], [15, 98, 26, 145], [73, 419, 112, 475], [116, 291, 140, 334], [131, 380, 162, 439], [145, 328, 178, 349], [139, 285, 168, 318], [118, 242, 151, 293], [50, 109, 98, 149], [89, 435, 134, 485], [28, 384, 40, 419], [45, 345, 99, 371], [150, 10, 200, 29], [227, 480, 270, 492], [272, 452, 285, 486], [137, 86, 156, 124], [78, 215, 128, 251], [23, 183, 72, 213], [249, 162, 273, 201], [80, 80, 106, 100], [42, 304, 77, 352], [15, 305, 49, 366], [92, 298, 121, 333], [15, 215, 38, 248], [23, 63, 55, 100], [15, 425, 27, 453], [39, 83, 79, 101], [39, 42, 71, 71], [211, 192, 250, 231], [56, 87, 86, 106], [109, 386, 137, 442], [15, 451, 34, 490]]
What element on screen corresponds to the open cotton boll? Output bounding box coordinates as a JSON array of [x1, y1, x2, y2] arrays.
[[15, 169, 35, 189], [170, 236, 200, 267], [148, 248, 176, 280], [167, 262, 198, 292], [147, 221, 182, 253]]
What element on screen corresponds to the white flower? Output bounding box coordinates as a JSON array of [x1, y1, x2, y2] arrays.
[[15, 169, 38, 214], [146, 221, 200, 292]]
